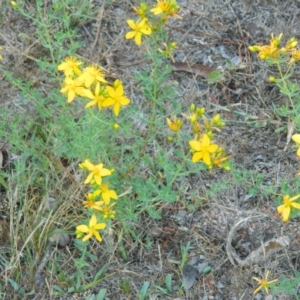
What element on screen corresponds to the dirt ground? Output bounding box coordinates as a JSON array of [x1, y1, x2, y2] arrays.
[[2, 0, 300, 299]]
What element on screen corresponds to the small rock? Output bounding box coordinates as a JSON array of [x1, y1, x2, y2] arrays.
[[49, 229, 70, 247], [183, 264, 198, 290], [44, 197, 57, 212]]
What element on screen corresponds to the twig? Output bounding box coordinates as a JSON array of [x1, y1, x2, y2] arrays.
[[90, 1, 105, 57], [35, 244, 52, 287], [226, 215, 290, 266]]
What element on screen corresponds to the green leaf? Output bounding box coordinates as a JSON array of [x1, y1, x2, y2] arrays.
[[0, 173, 8, 190], [165, 274, 172, 293], [207, 70, 224, 84]]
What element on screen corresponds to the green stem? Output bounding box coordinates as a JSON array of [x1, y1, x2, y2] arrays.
[[277, 61, 295, 109]]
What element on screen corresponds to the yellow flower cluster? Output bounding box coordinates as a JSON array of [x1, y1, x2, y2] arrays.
[[125, 0, 181, 46], [58, 57, 130, 116], [167, 105, 229, 170], [76, 160, 118, 242], [249, 33, 300, 64]]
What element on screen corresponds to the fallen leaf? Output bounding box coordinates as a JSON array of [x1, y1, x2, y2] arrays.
[[171, 62, 213, 78]]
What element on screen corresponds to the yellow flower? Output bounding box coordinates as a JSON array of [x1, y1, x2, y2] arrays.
[[98, 183, 118, 205], [253, 270, 278, 294], [277, 194, 300, 222], [11, 1, 18, 7], [78, 65, 107, 88], [150, 0, 181, 19], [288, 49, 300, 64], [210, 148, 230, 170], [113, 123, 120, 130], [166, 116, 183, 132], [189, 134, 219, 165], [79, 159, 112, 185], [60, 77, 93, 103], [76, 215, 106, 242], [102, 80, 130, 116], [83, 193, 103, 210], [248, 33, 286, 60], [292, 134, 300, 157], [85, 83, 108, 109], [133, 3, 148, 19], [57, 57, 82, 76], [125, 18, 152, 46], [0, 46, 3, 60]]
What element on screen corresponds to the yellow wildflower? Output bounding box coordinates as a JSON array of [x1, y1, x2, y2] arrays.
[[85, 83, 108, 109], [253, 270, 278, 294], [125, 18, 152, 46], [248, 33, 286, 60], [57, 57, 82, 76], [78, 65, 107, 88], [102, 80, 130, 116], [83, 193, 103, 210], [11, 1, 18, 7], [94, 183, 118, 205], [288, 49, 300, 64], [189, 134, 219, 165], [210, 148, 230, 170], [166, 116, 183, 132], [60, 77, 93, 103], [76, 215, 106, 242], [150, 0, 181, 20], [277, 194, 300, 222], [79, 159, 112, 185], [292, 134, 300, 156]]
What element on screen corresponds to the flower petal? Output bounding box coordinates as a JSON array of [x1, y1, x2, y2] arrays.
[[192, 152, 203, 163], [292, 134, 300, 144], [202, 152, 211, 166], [94, 231, 102, 242], [291, 202, 300, 209], [126, 20, 136, 30], [135, 32, 142, 45], [207, 144, 219, 153], [89, 215, 97, 227], [277, 204, 285, 214], [125, 31, 136, 40], [189, 140, 201, 151], [82, 233, 92, 242], [76, 225, 89, 233], [84, 173, 94, 184], [282, 207, 291, 222]]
